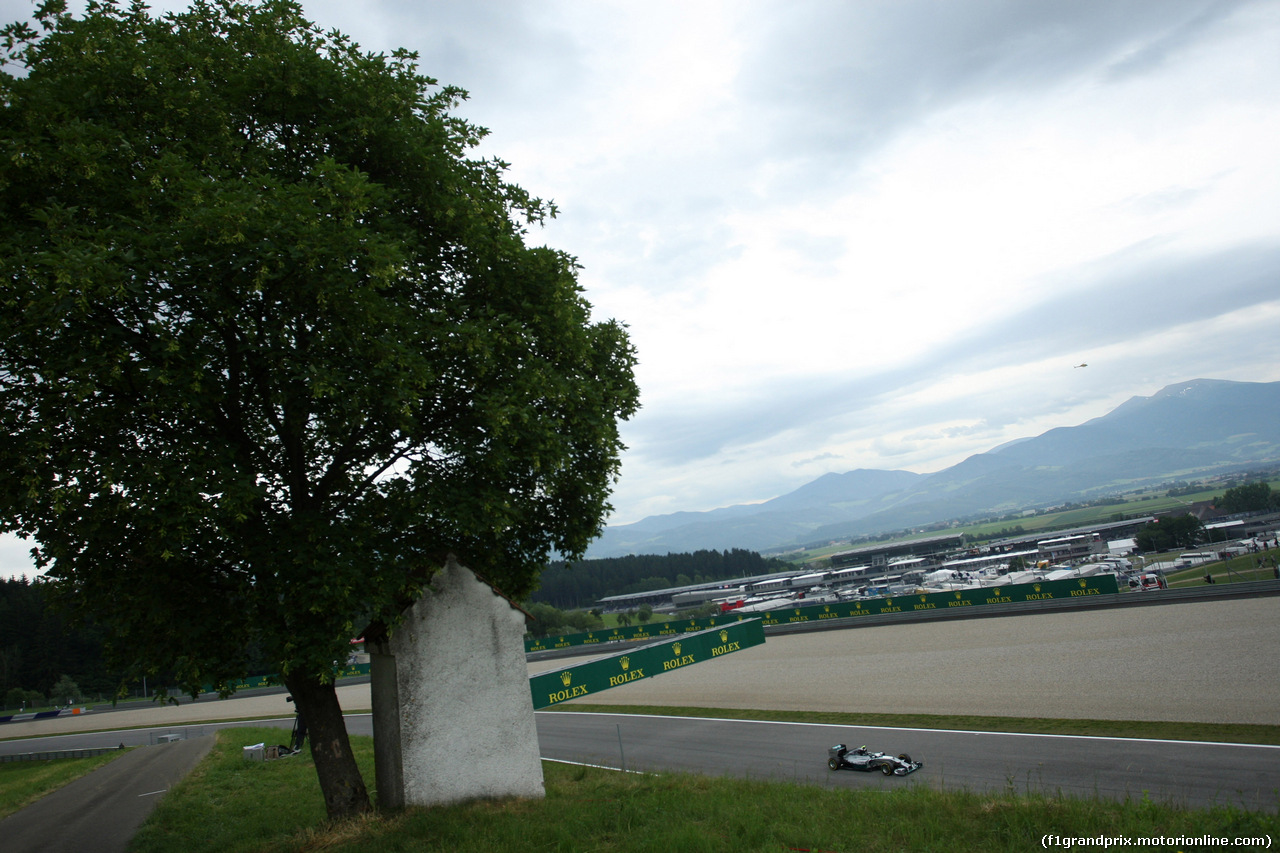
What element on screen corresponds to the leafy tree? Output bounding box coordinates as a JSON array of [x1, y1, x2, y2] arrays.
[[523, 603, 603, 639], [1217, 482, 1276, 514], [50, 674, 82, 705], [524, 603, 568, 639], [4, 687, 44, 710], [0, 1, 637, 819], [1135, 514, 1203, 552]]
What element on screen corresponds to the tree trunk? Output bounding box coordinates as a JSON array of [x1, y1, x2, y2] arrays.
[[283, 672, 372, 820]]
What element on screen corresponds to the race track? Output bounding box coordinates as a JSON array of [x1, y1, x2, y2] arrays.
[[5, 595, 1279, 814]]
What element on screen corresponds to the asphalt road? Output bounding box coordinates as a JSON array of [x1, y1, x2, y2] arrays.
[[534, 711, 1280, 812], [5, 710, 1277, 817], [0, 734, 215, 853]]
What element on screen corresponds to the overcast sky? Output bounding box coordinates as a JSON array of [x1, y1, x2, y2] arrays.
[[3, 0, 1280, 578]]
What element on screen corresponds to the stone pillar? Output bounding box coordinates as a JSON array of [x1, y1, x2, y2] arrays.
[[369, 557, 544, 808]]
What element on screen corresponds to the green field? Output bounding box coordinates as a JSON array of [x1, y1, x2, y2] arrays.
[[786, 479, 1279, 566]]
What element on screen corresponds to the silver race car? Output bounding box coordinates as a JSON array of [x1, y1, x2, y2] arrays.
[[827, 743, 923, 776]]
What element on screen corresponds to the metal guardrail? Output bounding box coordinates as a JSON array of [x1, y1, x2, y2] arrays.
[[0, 745, 126, 763]]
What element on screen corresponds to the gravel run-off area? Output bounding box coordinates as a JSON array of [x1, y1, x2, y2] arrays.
[[532, 596, 1280, 725]]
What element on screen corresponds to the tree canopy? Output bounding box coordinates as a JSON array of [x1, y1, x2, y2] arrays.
[[1217, 482, 1277, 514], [0, 0, 638, 817], [1134, 514, 1203, 552]]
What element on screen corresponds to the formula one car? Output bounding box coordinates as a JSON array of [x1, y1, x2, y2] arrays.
[[827, 743, 922, 776]]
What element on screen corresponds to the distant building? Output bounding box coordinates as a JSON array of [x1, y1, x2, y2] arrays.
[[827, 534, 965, 569]]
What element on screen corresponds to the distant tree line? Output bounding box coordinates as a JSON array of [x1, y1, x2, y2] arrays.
[[0, 577, 115, 708], [967, 524, 1026, 544], [531, 549, 790, 609], [0, 576, 279, 709]]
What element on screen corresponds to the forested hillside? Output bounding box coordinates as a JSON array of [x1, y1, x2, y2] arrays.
[[0, 578, 115, 707], [531, 549, 789, 609]]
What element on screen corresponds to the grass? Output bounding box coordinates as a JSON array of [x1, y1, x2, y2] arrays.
[[127, 726, 1279, 853], [0, 748, 130, 820], [129, 727, 364, 853], [1165, 552, 1279, 587]]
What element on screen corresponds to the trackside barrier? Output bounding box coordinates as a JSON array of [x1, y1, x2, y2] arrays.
[[527, 576, 1120, 653], [0, 745, 126, 763], [1, 664, 376, 723], [197, 661, 371, 696], [529, 618, 765, 710], [0, 707, 92, 725]]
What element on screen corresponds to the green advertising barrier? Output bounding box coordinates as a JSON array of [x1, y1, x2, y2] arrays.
[[200, 662, 371, 696], [527, 574, 1120, 651], [529, 618, 766, 709]]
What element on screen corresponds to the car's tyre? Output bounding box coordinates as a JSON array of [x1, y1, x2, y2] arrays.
[[879, 763, 894, 776], [828, 757, 840, 771], [898, 753, 912, 764]]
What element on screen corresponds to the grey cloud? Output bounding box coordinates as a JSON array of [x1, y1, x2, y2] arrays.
[[938, 241, 1280, 368], [1103, 1, 1248, 81], [623, 239, 1280, 470], [734, 0, 1262, 195], [792, 452, 842, 467]]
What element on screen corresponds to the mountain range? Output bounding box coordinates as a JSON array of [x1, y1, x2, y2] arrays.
[[587, 378, 1280, 558]]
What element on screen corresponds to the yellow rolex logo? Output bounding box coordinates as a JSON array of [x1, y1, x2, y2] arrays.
[[885, 598, 892, 606], [559, 672, 572, 687], [719, 630, 729, 643], [955, 591, 962, 599], [1079, 579, 1087, 587], [919, 595, 927, 602], [1034, 583, 1042, 592], [993, 588, 1001, 596], [824, 605, 831, 612], [620, 656, 630, 671], [672, 642, 682, 655]]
